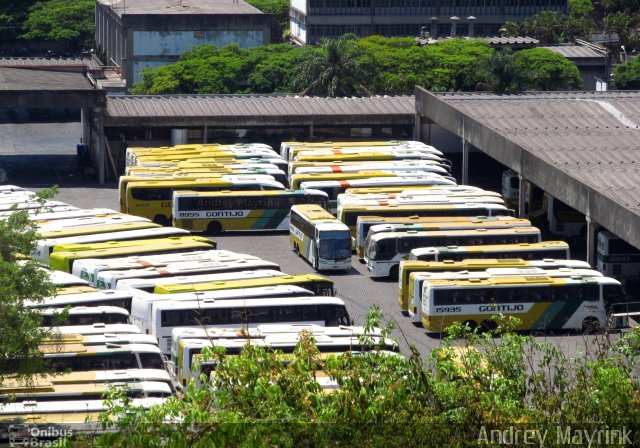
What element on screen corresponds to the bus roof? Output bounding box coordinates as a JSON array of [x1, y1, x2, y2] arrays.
[[52, 235, 214, 253], [172, 189, 327, 198], [369, 226, 541, 242], [39, 221, 160, 239], [423, 275, 620, 288], [399, 258, 591, 270], [155, 273, 333, 294], [46, 323, 142, 335], [410, 241, 569, 256], [291, 204, 337, 221]]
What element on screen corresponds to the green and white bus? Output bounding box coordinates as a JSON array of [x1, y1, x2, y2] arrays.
[[290, 204, 352, 271], [172, 189, 328, 234]]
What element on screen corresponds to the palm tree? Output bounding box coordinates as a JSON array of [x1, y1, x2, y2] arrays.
[[293, 35, 371, 97]]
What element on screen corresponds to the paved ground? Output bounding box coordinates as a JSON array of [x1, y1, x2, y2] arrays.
[[0, 113, 620, 360]]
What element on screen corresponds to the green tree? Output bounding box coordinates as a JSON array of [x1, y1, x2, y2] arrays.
[[613, 57, 640, 88], [565, 0, 595, 41], [521, 11, 565, 44], [0, 188, 59, 384], [479, 49, 520, 93], [513, 47, 583, 90], [293, 35, 370, 97], [21, 0, 95, 50], [245, 0, 289, 41], [605, 12, 640, 53]]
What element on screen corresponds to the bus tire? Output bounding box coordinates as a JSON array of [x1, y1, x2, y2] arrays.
[[206, 221, 222, 235], [389, 265, 399, 280], [462, 320, 477, 331], [481, 319, 497, 332], [582, 317, 600, 334], [153, 214, 170, 226]]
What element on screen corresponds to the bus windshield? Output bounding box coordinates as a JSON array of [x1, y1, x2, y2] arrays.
[[318, 231, 351, 260]]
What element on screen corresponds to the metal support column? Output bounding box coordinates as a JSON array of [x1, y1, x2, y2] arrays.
[[586, 215, 595, 266], [518, 173, 527, 218], [309, 123, 314, 140], [203, 124, 208, 144], [461, 139, 469, 185], [413, 113, 421, 141]]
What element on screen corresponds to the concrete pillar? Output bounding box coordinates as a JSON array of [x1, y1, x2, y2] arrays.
[[586, 215, 595, 266], [413, 113, 421, 141], [461, 139, 469, 185], [89, 108, 105, 184], [203, 125, 208, 144], [518, 173, 527, 218], [309, 123, 314, 140]]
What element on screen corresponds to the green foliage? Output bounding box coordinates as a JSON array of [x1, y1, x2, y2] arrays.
[[293, 35, 370, 97], [92, 310, 640, 447], [521, 11, 566, 44], [245, 0, 289, 38], [21, 0, 94, 46], [512, 47, 583, 90], [0, 187, 59, 383], [613, 57, 640, 89]]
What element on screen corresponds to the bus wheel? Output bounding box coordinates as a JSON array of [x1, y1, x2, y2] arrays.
[[462, 320, 477, 331], [206, 221, 222, 235], [153, 214, 170, 226], [582, 317, 601, 334], [481, 319, 497, 332], [389, 265, 399, 280]]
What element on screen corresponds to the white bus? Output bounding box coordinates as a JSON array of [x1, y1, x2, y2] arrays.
[[281, 140, 436, 161], [36, 214, 151, 233], [31, 208, 121, 222], [597, 230, 640, 279], [38, 305, 130, 326], [290, 204, 352, 271], [365, 227, 542, 278], [42, 332, 159, 347], [72, 250, 256, 286], [302, 175, 457, 213], [46, 269, 90, 287], [115, 269, 289, 294], [34, 227, 190, 263], [95, 258, 280, 290], [176, 329, 395, 389], [130, 285, 314, 341], [26, 290, 135, 313], [291, 160, 451, 178], [420, 275, 627, 333], [409, 241, 571, 262], [47, 323, 142, 335], [146, 296, 351, 355], [406, 267, 604, 323]]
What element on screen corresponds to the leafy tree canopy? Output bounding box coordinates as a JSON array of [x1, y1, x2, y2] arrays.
[[613, 57, 640, 89], [0, 187, 59, 384], [512, 47, 583, 90], [21, 0, 94, 47]]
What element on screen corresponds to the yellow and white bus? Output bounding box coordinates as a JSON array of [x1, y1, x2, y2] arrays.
[[406, 267, 603, 322], [292, 145, 444, 161], [46, 269, 90, 287], [126, 166, 288, 187], [290, 170, 448, 190], [397, 258, 593, 313], [365, 227, 542, 278], [96, 258, 280, 290], [49, 236, 217, 273], [122, 177, 285, 224], [303, 175, 457, 214], [291, 160, 451, 179], [36, 214, 151, 233], [172, 189, 328, 234], [131, 147, 282, 166], [145, 296, 351, 358], [338, 193, 505, 209], [280, 140, 432, 160], [30, 208, 120, 222], [71, 249, 253, 285], [355, 215, 532, 259], [409, 241, 571, 262], [342, 185, 496, 197], [421, 275, 628, 333], [153, 273, 336, 297], [34, 226, 190, 263], [338, 201, 515, 236], [125, 143, 273, 166], [290, 204, 351, 271], [46, 322, 142, 335]]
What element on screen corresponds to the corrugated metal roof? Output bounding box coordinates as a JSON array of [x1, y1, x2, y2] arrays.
[[0, 57, 101, 69], [105, 95, 415, 118], [544, 45, 606, 58], [483, 36, 539, 45], [0, 67, 95, 91], [436, 90, 640, 212]]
